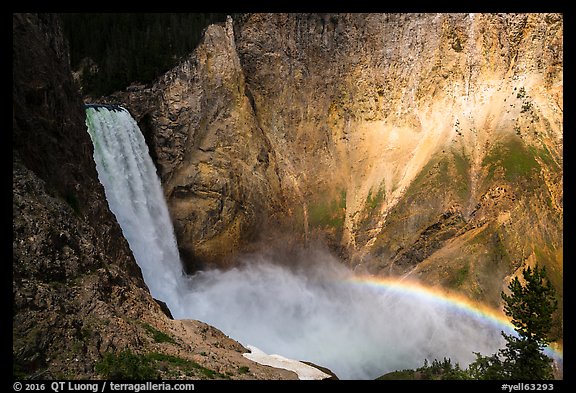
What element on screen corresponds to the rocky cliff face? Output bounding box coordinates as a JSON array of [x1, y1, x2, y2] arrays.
[[13, 13, 296, 380], [108, 17, 285, 270], [114, 13, 562, 324]]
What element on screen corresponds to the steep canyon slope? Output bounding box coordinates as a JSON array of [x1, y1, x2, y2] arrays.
[[13, 13, 296, 380], [113, 13, 562, 324]]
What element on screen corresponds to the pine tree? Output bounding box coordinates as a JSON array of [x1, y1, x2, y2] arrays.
[[469, 265, 558, 380], [500, 265, 558, 379], [502, 265, 557, 344]]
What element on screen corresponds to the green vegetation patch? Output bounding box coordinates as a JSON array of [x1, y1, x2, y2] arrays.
[[238, 366, 250, 374], [447, 264, 470, 289], [366, 185, 385, 210], [402, 149, 470, 203], [452, 150, 470, 181], [96, 350, 229, 380], [142, 323, 177, 345], [96, 350, 160, 380], [146, 352, 229, 379], [529, 144, 561, 173], [394, 149, 471, 212], [431, 149, 469, 192], [358, 183, 386, 234], [482, 138, 540, 183], [308, 189, 346, 230]]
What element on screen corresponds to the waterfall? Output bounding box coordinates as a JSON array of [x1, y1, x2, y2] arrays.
[[85, 105, 183, 311]]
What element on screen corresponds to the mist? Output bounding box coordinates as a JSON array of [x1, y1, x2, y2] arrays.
[[170, 246, 506, 380]]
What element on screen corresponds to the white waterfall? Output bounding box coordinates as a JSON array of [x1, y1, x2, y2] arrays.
[[85, 105, 184, 310]]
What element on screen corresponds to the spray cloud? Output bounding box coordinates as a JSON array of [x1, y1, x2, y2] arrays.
[[173, 246, 505, 379]]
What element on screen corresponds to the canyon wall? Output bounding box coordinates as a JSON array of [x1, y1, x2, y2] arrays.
[[115, 13, 562, 319]]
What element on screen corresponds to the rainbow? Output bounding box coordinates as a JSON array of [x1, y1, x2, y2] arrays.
[[343, 274, 563, 362]]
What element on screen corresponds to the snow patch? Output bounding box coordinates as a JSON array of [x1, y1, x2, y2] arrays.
[[243, 345, 331, 380]]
